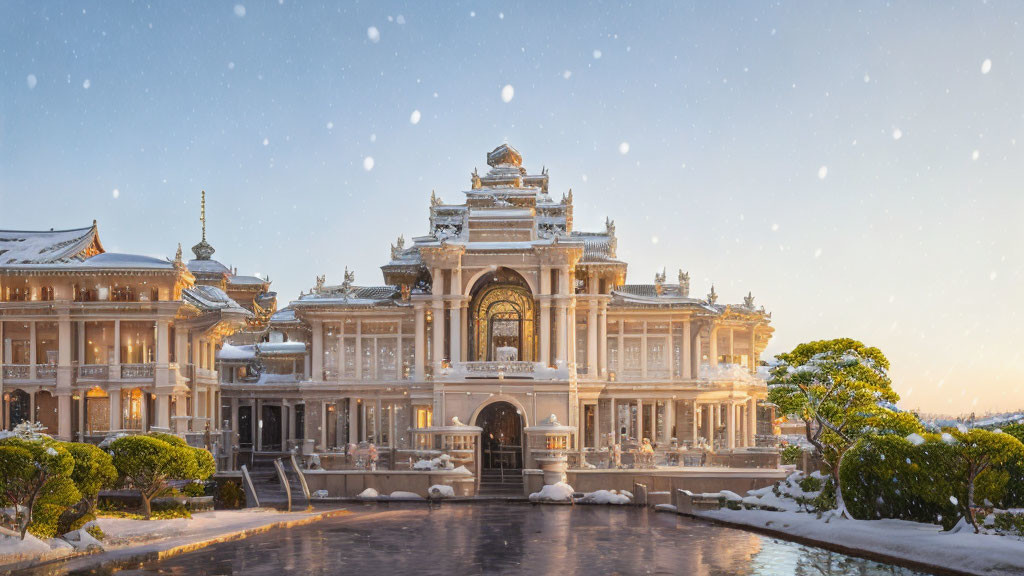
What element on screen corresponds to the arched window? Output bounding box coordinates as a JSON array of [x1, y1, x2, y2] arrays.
[[40, 286, 54, 301]]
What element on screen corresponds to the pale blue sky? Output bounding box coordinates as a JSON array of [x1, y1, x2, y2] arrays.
[[1, 2, 1021, 414]]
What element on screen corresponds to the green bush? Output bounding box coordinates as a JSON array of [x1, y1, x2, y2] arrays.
[[183, 481, 207, 498], [57, 442, 118, 534], [840, 434, 960, 529], [781, 445, 802, 465], [0, 437, 77, 539], [217, 480, 245, 510], [1002, 423, 1024, 444], [147, 431, 188, 447], [86, 523, 105, 541], [110, 435, 200, 518]]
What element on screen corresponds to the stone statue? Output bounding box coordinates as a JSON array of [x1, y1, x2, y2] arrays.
[[390, 234, 405, 259], [430, 190, 442, 207], [400, 283, 411, 301], [341, 267, 355, 297], [314, 274, 326, 294], [707, 285, 718, 305], [678, 270, 690, 298], [451, 416, 466, 427], [744, 291, 756, 308], [471, 168, 481, 189], [654, 269, 666, 296], [605, 217, 615, 237]]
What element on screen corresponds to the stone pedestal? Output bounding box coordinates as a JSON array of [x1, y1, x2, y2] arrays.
[[536, 455, 568, 485]]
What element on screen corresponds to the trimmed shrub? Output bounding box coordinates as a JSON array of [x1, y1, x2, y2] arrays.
[[0, 437, 77, 539], [183, 481, 207, 498], [217, 480, 245, 510], [780, 445, 802, 465], [109, 435, 199, 518], [57, 442, 118, 534], [840, 434, 960, 529], [147, 431, 188, 447]]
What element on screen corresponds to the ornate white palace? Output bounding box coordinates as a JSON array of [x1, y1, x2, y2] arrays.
[[216, 144, 776, 475]]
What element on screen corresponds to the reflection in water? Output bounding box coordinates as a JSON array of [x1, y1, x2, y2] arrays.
[[85, 504, 930, 576]]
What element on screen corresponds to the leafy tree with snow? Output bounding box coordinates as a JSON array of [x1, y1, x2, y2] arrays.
[[0, 437, 76, 539], [769, 338, 921, 518], [947, 428, 1024, 532], [109, 435, 199, 518], [57, 442, 118, 534]]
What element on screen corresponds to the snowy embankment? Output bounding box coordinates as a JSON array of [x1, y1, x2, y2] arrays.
[[0, 508, 328, 572], [687, 472, 1024, 576], [697, 507, 1024, 576]]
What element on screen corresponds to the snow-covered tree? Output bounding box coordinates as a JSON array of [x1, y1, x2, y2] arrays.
[[769, 338, 921, 518], [947, 428, 1024, 532]]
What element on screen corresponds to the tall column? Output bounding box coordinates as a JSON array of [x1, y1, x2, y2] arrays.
[[554, 301, 566, 367], [311, 320, 323, 381], [567, 301, 577, 373], [691, 400, 699, 446], [640, 321, 648, 379], [610, 397, 617, 444], [156, 394, 170, 429], [738, 404, 746, 447], [726, 403, 736, 450], [587, 301, 598, 377], [636, 399, 643, 441], [77, 322, 86, 366], [693, 327, 702, 377], [708, 325, 718, 368], [109, 388, 121, 431], [77, 394, 86, 439], [666, 321, 674, 380], [348, 398, 358, 444], [539, 301, 551, 366], [113, 320, 121, 368], [355, 320, 363, 380], [29, 321, 37, 379], [432, 299, 445, 374], [749, 328, 758, 372], [449, 304, 461, 364], [155, 319, 170, 390], [747, 397, 757, 446], [597, 304, 607, 377], [414, 304, 426, 379], [682, 320, 692, 379], [728, 327, 735, 364]]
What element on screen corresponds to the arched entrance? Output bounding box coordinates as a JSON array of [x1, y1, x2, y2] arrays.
[[469, 268, 536, 362], [476, 401, 524, 470], [6, 390, 30, 430]]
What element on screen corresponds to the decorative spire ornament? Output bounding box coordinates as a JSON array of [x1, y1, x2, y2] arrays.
[[191, 190, 216, 260], [678, 270, 690, 298], [744, 291, 756, 308], [707, 285, 718, 305]]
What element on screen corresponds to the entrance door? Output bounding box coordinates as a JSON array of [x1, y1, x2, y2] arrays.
[[238, 406, 253, 449], [260, 405, 282, 451], [476, 401, 523, 469]]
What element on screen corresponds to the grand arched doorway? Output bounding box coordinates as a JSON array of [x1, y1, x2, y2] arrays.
[[476, 401, 524, 470], [34, 391, 59, 434], [5, 390, 30, 430], [469, 268, 536, 362]]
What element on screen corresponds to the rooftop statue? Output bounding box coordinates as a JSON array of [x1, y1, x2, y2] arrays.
[[605, 217, 615, 237], [744, 291, 756, 308], [678, 270, 690, 298], [471, 168, 481, 189], [486, 143, 522, 167], [314, 274, 325, 294], [341, 267, 355, 297], [390, 234, 405, 259], [707, 285, 718, 305], [430, 190, 442, 207], [654, 269, 666, 295]]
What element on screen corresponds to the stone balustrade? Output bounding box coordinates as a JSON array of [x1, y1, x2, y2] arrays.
[[458, 361, 536, 379], [2, 364, 30, 379], [121, 363, 155, 379], [77, 364, 110, 379]]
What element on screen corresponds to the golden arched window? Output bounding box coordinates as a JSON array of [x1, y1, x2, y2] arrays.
[[471, 284, 535, 362]]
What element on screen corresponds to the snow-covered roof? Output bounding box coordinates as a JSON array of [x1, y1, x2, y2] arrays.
[[0, 225, 103, 265], [183, 285, 251, 315], [228, 274, 268, 286], [218, 341, 306, 361], [270, 307, 299, 324], [187, 258, 231, 275], [80, 252, 173, 269]]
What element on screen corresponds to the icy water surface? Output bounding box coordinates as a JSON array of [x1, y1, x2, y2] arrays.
[[105, 503, 930, 576]]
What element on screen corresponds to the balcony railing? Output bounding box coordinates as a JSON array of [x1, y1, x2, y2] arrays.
[[121, 363, 155, 379], [459, 361, 535, 379], [2, 364, 30, 379], [77, 364, 109, 379], [36, 365, 57, 379]]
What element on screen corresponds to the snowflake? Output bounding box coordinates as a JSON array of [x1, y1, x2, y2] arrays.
[[501, 84, 514, 103], [367, 26, 380, 43]]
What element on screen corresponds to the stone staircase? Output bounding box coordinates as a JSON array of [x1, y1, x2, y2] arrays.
[[477, 468, 524, 497], [246, 452, 309, 510]]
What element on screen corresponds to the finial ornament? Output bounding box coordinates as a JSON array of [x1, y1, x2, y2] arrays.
[[678, 270, 690, 298], [707, 285, 718, 305], [390, 234, 406, 259], [567, 189, 573, 205], [744, 291, 755, 308], [191, 190, 216, 260], [341, 267, 355, 297], [314, 274, 326, 294], [471, 168, 481, 189], [605, 217, 615, 237], [654, 269, 666, 296], [430, 190, 442, 206], [174, 243, 183, 265]]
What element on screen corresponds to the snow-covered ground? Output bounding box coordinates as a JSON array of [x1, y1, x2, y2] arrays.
[[697, 507, 1024, 576], [0, 508, 333, 572]]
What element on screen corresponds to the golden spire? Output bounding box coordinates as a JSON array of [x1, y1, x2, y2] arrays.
[[200, 190, 207, 242]]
